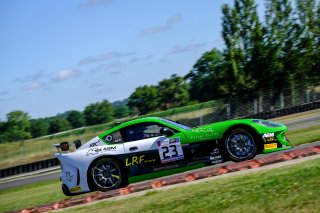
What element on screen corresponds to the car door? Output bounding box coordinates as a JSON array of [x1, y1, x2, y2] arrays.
[[121, 122, 165, 168]]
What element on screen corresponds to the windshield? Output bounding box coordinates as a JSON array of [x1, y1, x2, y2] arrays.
[[161, 118, 192, 130]]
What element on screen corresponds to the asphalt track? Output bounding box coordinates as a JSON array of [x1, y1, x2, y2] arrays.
[[1, 113, 319, 190]]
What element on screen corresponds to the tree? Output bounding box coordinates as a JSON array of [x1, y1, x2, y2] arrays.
[[84, 99, 114, 125], [48, 117, 71, 134], [295, 0, 320, 87], [30, 119, 49, 138], [264, 0, 297, 89], [113, 105, 131, 119], [221, 0, 262, 96], [157, 74, 190, 109], [0, 121, 9, 143], [5, 110, 32, 141], [66, 110, 85, 128], [128, 85, 160, 114], [186, 49, 226, 101]]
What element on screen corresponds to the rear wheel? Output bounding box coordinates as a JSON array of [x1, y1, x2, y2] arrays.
[[88, 158, 127, 191], [224, 129, 257, 162]]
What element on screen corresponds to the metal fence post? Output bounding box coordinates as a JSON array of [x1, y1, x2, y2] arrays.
[[226, 103, 231, 119], [254, 98, 258, 114]]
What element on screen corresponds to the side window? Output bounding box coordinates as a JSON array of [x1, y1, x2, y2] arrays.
[[143, 124, 163, 137], [121, 123, 168, 142], [104, 131, 123, 144]]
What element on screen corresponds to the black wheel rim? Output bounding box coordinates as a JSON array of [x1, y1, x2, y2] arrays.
[[92, 161, 121, 189], [226, 131, 255, 160]]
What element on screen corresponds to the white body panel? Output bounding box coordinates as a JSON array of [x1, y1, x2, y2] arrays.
[[56, 137, 126, 194], [56, 136, 179, 194]]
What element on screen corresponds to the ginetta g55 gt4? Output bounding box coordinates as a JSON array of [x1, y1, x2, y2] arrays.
[[55, 117, 292, 196]]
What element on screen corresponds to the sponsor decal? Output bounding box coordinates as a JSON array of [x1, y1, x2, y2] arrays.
[[89, 140, 100, 147], [262, 133, 274, 138], [211, 148, 220, 155], [210, 155, 223, 164], [209, 147, 223, 164], [66, 172, 73, 181], [157, 137, 184, 164], [86, 146, 116, 156], [105, 135, 113, 142], [262, 133, 276, 142], [125, 155, 156, 166], [70, 186, 82, 193], [264, 143, 277, 149]]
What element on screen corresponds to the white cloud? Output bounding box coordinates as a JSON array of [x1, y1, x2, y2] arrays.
[[13, 70, 44, 83], [78, 0, 114, 9], [140, 14, 183, 36], [79, 52, 133, 65], [169, 43, 207, 54], [54, 69, 81, 81], [0, 91, 8, 96], [109, 70, 121, 75], [22, 82, 44, 91], [166, 14, 183, 26], [89, 82, 103, 89]]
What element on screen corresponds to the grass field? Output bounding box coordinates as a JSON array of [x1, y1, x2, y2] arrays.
[[0, 164, 204, 212], [286, 125, 320, 146], [1, 156, 319, 213], [0, 109, 319, 169], [61, 157, 320, 213]]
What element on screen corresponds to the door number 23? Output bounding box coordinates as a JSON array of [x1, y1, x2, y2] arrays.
[[161, 145, 178, 159]]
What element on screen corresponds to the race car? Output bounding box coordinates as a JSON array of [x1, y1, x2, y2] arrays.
[[55, 117, 292, 196]]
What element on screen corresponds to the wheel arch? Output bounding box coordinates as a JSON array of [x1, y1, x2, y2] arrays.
[[86, 155, 129, 191], [222, 124, 264, 154]]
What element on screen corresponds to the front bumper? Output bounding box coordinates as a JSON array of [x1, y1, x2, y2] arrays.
[[262, 131, 293, 154]]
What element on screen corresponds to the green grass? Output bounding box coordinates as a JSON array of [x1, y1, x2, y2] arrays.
[[286, 125, 320, 146], [62, 157, 320, 213], [1, 157, 320, 212], [0, 130, 101, 169], [0, 164, 204, 212], [0, 179, 66, 213]]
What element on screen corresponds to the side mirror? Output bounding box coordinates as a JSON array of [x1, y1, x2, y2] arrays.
[[160, 127, 175, 137]]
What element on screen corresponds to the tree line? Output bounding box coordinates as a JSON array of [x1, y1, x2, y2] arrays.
[[1, 0, 319, 143], [0, 100, 132, 142]]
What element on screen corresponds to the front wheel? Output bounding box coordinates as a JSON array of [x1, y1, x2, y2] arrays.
[[224, 129, 257, 162], [88, 158, 127, 191]]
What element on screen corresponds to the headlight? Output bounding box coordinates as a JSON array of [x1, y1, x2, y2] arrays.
[[252, 119, 282, 127]]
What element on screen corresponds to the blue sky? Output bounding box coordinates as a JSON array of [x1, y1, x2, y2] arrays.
[[0, 0, 264, 120]]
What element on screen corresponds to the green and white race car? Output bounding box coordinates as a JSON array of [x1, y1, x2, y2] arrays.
[[55, 117, 292, 195]]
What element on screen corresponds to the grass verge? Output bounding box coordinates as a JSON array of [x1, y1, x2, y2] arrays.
[[286, 125, 320, 146], [0, 164, 204, 212], [62, 157, 320, 213]]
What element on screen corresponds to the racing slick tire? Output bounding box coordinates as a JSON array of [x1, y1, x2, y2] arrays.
[[62, 184, 72, 196], [224, 128, 257, 162], [88, 157, 127, 191]]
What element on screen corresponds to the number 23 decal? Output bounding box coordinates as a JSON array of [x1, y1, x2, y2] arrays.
[[161, 145, 178, 159], [157, 137, 184, 163]]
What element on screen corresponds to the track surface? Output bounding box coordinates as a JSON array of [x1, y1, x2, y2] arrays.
[[1, 113, 319, 190], [280, 115, 320, 130]]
